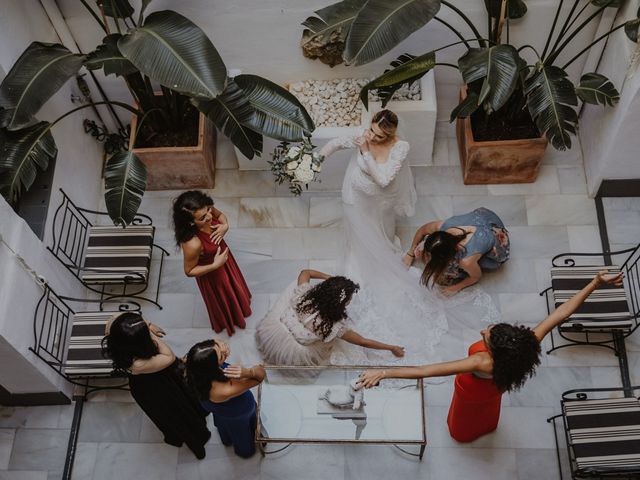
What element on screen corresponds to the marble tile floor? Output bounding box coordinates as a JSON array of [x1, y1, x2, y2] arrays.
[[1, 132, 637, 480]]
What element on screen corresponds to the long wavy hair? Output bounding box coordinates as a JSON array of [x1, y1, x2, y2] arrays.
[[185, 340, 229, 401], [296, 276, 359, 340], [488, 323, 541, 392], [101, 312, 158, 373], [420, 230, 469, 287], [172, 190, 215, 245]]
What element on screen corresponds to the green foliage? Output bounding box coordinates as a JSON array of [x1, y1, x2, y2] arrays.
[[576, 73, 620, 106], [103, 150, 147, 225]]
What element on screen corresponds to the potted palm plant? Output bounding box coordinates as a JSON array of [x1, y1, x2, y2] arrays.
[[0, 1, 314, 224], [300, 0, 640, 184]]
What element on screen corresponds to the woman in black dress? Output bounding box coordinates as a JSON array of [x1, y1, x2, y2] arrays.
[[102, 312, 210, 459]]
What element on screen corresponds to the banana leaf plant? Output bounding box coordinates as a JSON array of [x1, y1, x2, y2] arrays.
[[301, 0, 640, 151], [0, 1, 314, 225]]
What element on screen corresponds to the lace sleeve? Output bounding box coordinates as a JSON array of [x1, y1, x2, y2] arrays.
[[318, 128, 364, 158], [357, 141, 410, 188]]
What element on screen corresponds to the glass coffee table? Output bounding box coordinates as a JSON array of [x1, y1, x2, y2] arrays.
[[256, 365, 427, 459]]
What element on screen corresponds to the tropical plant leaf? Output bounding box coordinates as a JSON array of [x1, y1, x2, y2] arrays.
[[625, 8, 640, 42], [524, 65, 578, 150], [450, 89, 481, 121], [0, 42, 84, 130], [0, 122, 56, 205], [103, 150, 147, 225], [344, 0, 441, 66], [484, 0, 528, 19], [590, 0, 623, 8], [85, 34, 138, 77], [98, 0, 134, 18], [138, 0, 153, 25], [301, 0, 367, 66], [359, 51, 435, 109], [458, 45, 521, 114], [192, 79, 262, 159], [234, 74, 315, 142], [118, 10, 227, 99], [576, 72, 620, 106]]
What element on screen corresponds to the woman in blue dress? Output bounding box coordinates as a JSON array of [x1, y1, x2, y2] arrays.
[[403, 207, 510, 295], [185, 339, 265, 458]]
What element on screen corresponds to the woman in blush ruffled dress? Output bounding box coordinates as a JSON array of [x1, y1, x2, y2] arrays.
[[256, 269, 405, 365], [173, 190, 251, 336]]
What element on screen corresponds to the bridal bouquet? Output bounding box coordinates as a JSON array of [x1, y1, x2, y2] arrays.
[[269, 138, 323, 195]]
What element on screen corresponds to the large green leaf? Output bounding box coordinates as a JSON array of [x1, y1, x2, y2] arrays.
[[104, 150, 147, 225], [576, 73, 619, 106], [0, 122, 57, 204], [590, 0, 623, 8], [118, 10, 227, 99], [234, 74, 314, 142], [359, 51, 436, 109], [344, 0, 441, 66], [301, 0, 367, 66], [85, 34, 138, 77], [98, 0, 134, 18], [625, 8, 640, 42], [524, 65, 578, 150], [450, 89, 481, 121], [458, 45, 521, 114], [0, 42, 84, 130], [484, 0, 528, 19], [192, 79, 262, 159]]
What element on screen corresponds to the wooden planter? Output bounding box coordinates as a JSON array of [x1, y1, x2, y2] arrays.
[[455, 87, 548, 185], [129, 112, 216, 190]]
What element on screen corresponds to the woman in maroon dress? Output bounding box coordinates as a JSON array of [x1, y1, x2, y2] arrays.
[[173, 191, 251, 335], [357, 271, 623, 442]]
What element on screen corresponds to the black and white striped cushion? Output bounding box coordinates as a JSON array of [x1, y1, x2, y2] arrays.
[[81, 225, 154, 284], [64, 311, 114, 377], [551, 265, 631, 332], [564, 396, 640, 472]]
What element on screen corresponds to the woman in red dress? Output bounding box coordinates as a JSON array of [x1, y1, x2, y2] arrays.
[[173, 191, 251, 335], [357, 271, 623, 442]]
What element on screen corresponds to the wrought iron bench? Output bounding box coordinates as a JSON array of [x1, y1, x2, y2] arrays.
[[30, 283, 137, 389], [548, 386, 640, 479], [48, 188, 169, 309], [540, 244, 639, 355]]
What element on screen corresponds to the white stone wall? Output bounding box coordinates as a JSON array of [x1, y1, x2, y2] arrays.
[[0, 0, 105, 398], [580, 0, 640, 195]]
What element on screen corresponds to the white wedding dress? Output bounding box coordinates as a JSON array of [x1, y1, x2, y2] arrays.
[[319, 131, 500, 367]]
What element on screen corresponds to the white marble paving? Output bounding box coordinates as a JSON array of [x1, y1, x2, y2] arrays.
[[239, 197, 309, 227], [5, 116, 639, 480], [525, 195, 597, 226], [0, 429, 15, 470]]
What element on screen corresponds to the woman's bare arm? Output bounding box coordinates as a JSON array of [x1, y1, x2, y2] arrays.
[[297, 269, 332, 285]]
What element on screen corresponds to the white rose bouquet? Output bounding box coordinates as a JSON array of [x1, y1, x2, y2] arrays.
[[269, 138, 324, 195]]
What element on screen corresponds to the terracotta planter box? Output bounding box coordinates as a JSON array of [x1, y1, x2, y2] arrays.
[[129, 112, 216, 190], [455, 88, 548, 185]]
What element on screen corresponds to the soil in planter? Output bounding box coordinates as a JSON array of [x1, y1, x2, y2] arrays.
[[470, 105, 540, 142], [134, 104, 200, 149]]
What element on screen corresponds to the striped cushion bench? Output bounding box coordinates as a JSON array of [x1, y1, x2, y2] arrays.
[[551, 265, 631, 332], [64, 311, 115, 377], [564, 396, 640, 473], [81, 225, 154, 284]]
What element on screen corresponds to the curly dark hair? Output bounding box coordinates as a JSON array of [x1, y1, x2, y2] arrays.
[[184, 340, 229, 401], [101, 312, 158, 373], [487, 323, 541, 392], [172, 190, 215, 245], [420, 229, 468, 287], [295, 276, 359, 340]]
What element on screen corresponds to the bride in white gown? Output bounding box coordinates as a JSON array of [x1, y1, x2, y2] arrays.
[[318, 110, 499, 366]]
